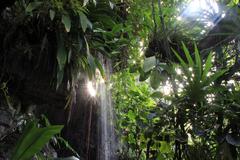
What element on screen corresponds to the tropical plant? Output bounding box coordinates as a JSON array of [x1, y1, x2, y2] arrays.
[[11, 119, 63, 160], [113, 41, 240, 159], [112, 70, 174, 160]]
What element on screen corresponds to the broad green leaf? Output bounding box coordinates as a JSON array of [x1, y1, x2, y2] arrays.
[[143, 56, 156, 72], [62, 14, 71, 32], [79, 12, 92, 32], [26, 2, 42, 13], [11, 121, 63, 160], [150, 69, 162, 89], [49, 9, 55, 21], [182, 42, 194, 67], [202, 52, 213, 81]]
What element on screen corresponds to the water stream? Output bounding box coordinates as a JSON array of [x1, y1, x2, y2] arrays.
[[97, 56, 117, 160]]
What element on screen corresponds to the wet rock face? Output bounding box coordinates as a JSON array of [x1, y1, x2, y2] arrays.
[[0, 109, 13, 135], [0, 106, 17, 159]]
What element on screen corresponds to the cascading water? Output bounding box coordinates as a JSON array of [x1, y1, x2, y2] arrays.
[[97, 55, 117, 160]]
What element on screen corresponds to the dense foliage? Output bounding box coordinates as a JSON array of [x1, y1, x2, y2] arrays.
[[112, 0, 240, 160], [1, 0, 240, 159], [0, 0, 128, 159]]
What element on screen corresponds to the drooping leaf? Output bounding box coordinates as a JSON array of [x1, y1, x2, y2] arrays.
[[57, 34, 67, 71], [150, 69, 162, 89], [87, 53, 96, 78], [56, 34, 67, 88], [83, 37, 96, 78], [143, 56, 156, 72], [95, 58, 105, 78], [26, 2, 42, 13], [62, 14, 71, 32], [84, 36, 90, 55], [11, 121, 63, 160], [79, 12, 92, 32], [49, 9, 55, 21]]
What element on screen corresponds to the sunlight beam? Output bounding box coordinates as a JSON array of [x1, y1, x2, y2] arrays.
[[87, 81, 97, 97]]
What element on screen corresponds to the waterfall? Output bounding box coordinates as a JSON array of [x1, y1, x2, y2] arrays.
[[97, 55, 117, 160]]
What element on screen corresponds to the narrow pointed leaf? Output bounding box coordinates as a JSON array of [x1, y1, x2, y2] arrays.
[[172, 48, 187, 68], [202, 52, 213, 81], [182, 42, 194, 67], [204, 69, 227, 86], [56, 34, 67, 88], [194, 43, 202, 77]]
